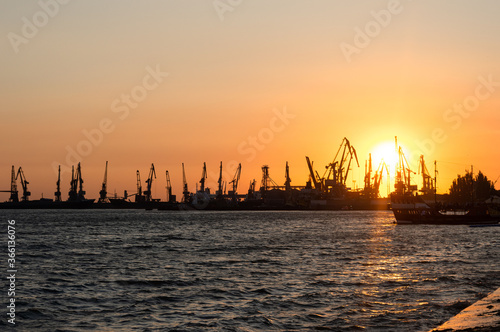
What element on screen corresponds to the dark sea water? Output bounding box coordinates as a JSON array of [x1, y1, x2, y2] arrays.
[[0, 210, 498, 331]]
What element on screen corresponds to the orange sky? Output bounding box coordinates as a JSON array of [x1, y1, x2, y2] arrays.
[[1, 1, 500, 200]]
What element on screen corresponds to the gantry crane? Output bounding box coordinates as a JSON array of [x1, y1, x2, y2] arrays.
[[0, 166, 19, 202], [284, 161, 294, 206], [16, 167, 31, 202], [284, 161, 291, 192], [98, 161, 109, 203], [68, 165, 77, 201], [363, 154, 388, 198], [324, 137, 359, 187], [364, 154, 373, 192], [182, 163, 190, 203], [228, 163, 241, 200], [216, 161, 224, 199], [144, 163, 156, 202], [54, 165, 62, 202], [320, 137, 359, 196], [305, 156, 323, 191], [418, 155, 435, 196], [77, 163, 86, 200], [165, 170, 176, 203], [260, 165, 278, 194], [246, 179, 257, 199], [68, 163, 86, 201], [10, 166, 18, 202], [135, 170, 143, 202], [199, 162, 207, 193], [394, 142, 416, 195], [372, 160, 389, 198]]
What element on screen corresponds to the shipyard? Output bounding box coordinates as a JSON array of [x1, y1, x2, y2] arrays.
[[2, 137, 499, 225], [2, 137, 400, 210]]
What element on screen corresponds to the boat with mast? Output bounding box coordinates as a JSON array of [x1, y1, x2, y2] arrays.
[[390, 140, 499, 225]]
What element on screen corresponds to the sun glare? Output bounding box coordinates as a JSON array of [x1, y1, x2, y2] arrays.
[[370, 141, 399, 172]]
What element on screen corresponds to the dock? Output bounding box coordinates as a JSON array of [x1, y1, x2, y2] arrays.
[[430, 287, 500, 331]]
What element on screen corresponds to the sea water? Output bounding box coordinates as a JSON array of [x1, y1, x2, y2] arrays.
[[0, 210, 498, 331]]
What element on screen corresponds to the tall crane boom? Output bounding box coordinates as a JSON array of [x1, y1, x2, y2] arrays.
[[135, 170, 143, 202], [68, 163, 86, 201], [321, 137, 360, 195], [165, 170, 175, 203], [217, 161, 223, 198], [364, 154, 372, 190], [144, 163, 156, 202], [373, 161, 389, 198], [16, 167, 31, 202], [68, 165, 77, 201], [182, 163, 190, 203], [418, 155, 434, 195], [55, 165, 62, 202], [228, 163, 241, 198], [395, 141, 416, 195], [199, 162, 207, 192], [136, 170, 142, 196], [305, 156, 321, 190], [284, 161, 291, 191], [99, 161, 108, 203], [10, 165, 19, 202], [77, 163, 86, 200]]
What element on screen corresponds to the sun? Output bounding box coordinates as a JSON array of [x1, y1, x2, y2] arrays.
[[370, 141, 399, 171]]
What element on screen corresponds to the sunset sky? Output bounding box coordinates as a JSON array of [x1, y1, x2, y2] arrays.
[[1, 0, 500, 200]]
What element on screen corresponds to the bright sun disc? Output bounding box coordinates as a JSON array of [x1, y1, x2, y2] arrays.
[[371, 141, 398, 170]]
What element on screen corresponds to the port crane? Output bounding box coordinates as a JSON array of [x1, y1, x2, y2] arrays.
[[364, 154, 373, 192], [182, 163, 190, 203], [228, 163, 241, 200], [77, 163, 86, 200], [99, 161, 109, 203], [325, 137, 359, 186], [322, 137, 359, 195], [55, 165, 62, 202], [0, 166, 19, 202], [69, 165, 77, 201], [216, 162, 224, 199], [144, 163, 156, 202], [395, 145, 416, 195], [246, 179, 257, 200], [68, 163, 86, 201], [165, 170, 175, 203], [260, 165, 279, 194], [305, 156, 323, 191], [135, 170, 143, 202], [199, 162, 207, 193], [372, 160, 389, 198], [418, 155, 435, 195], [16, 167, 31, 202], [284, 161, 291, 192]]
